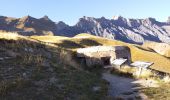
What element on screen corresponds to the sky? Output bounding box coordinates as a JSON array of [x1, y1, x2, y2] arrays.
[[0, 0, 169, 25]]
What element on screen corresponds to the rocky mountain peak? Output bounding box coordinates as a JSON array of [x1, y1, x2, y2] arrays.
[[19, 15, 35, 23], [21, 15, 33, 20], [112, 16, 128, 27], [77, 16, 97, 27], [113, 16, 125, 20], [57, 21, 67, 26], [81, 16, 95, 21], [56, 21, 70, 31], [143, 17, 157, 25], [40, 15, 52, 21], [57, 21, 68, 27], [101, 16, 106, 19]]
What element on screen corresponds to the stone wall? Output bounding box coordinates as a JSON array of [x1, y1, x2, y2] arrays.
[[115, 48, 131, 63], [77, 46, 131, 67]]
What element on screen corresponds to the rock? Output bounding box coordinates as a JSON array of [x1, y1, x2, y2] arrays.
[[24, 48, 34, 52], [40, 15, 51, 21], [6, 50, 19, 57], [4, 57, 11, 59], [42, 61, 50, 67], [44, 52, 52, 59], [0, 58, 4, 60], [49, 77, 58, 84], [34, 80, 46, 86], [0, 57, 13, 60], [92, 86, 101, 92], [22, 73, 27, 78]]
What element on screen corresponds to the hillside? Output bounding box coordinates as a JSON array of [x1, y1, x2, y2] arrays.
[[143, 41, 170, 57], [1, 15, 170, 44], [31, 33, 170, 74], [0, 32, 108, 100], [1, 32, 170, 99]]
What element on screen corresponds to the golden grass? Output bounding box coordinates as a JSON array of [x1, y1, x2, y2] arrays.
[[143, 42, 170, 57], [74, 33, 97, 37], [0, 32, 23, 40], [30, 33, 170, 74], [140, 83, 170, 100], [0, 33, 109, 99], [30, 36, 70, 43]]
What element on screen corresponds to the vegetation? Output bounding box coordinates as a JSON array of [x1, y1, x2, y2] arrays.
[[2, 32, 170, 99], [0, 33, 108, 100], [32, 33, 170, 73], [31, 33, 170, 100], [140, 83, 170, 100]]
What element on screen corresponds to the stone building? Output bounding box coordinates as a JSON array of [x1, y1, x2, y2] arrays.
[[77, 46, 131, 67]]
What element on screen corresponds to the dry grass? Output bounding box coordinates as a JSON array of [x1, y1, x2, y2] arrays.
[[140, 83, 170, 100], [143, 41, 170, 57], [0, 32, 23, 40], [31, 33, 170, 74], [22, 54, 45, 67], [2, 32, 170, 99], [8, 33, 170, 100], [0, 34, 109, 100], [30, 36, 70, 43]]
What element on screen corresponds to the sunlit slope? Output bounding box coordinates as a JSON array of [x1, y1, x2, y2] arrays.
[[30, 36, 70, 43], [143, 42, 170, 57], [31, 33, 170, 73]]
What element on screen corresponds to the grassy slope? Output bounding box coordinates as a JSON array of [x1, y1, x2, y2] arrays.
[[0, 33, 108, 100], [30, 33, 170, 100], [31, 33, 170, 74], [140, 83, 170, 100], [2, 32, 170, 100]]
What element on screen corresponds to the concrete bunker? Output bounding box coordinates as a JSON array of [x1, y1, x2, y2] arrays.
[[77, 46, 131, 67]]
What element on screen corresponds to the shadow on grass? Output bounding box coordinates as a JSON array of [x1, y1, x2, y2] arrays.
[[80, 39, 102, 46], [134, 45, 154, 52], [0, 38, 108, 100], [57, 40, 84, 49]]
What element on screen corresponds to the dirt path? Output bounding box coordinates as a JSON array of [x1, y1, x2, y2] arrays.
[[102, 72, 153, 100]]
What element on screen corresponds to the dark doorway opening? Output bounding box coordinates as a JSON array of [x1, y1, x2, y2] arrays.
[[79, 57, 86, 65], [122, 57, 128, 59], [101, 57, 111, 65]]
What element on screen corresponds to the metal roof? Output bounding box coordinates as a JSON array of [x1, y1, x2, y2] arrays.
[[131, 61, 154, 69], [111, 58, 127, 66]]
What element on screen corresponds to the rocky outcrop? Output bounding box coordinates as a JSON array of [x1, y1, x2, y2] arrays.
[[71, 16, 170, 44]]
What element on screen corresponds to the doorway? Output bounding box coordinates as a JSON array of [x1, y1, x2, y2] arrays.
[[101, 57, 111, 65]]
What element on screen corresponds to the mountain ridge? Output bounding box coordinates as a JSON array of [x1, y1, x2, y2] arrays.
[[0, 15, 170, 44]]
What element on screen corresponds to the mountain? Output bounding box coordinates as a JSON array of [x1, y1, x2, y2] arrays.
[[72, 16, 170, 44], [0, 15, 170, 44], [0, 15, 57, 35]]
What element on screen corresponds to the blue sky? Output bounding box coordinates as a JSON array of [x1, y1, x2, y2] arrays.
[[0, 0, 169, 25]]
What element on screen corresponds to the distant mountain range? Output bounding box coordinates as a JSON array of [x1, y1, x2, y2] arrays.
[[1, 15, 170, 44]]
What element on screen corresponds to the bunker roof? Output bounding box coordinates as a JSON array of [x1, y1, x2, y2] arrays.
[[77, 46, 129, 54]]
